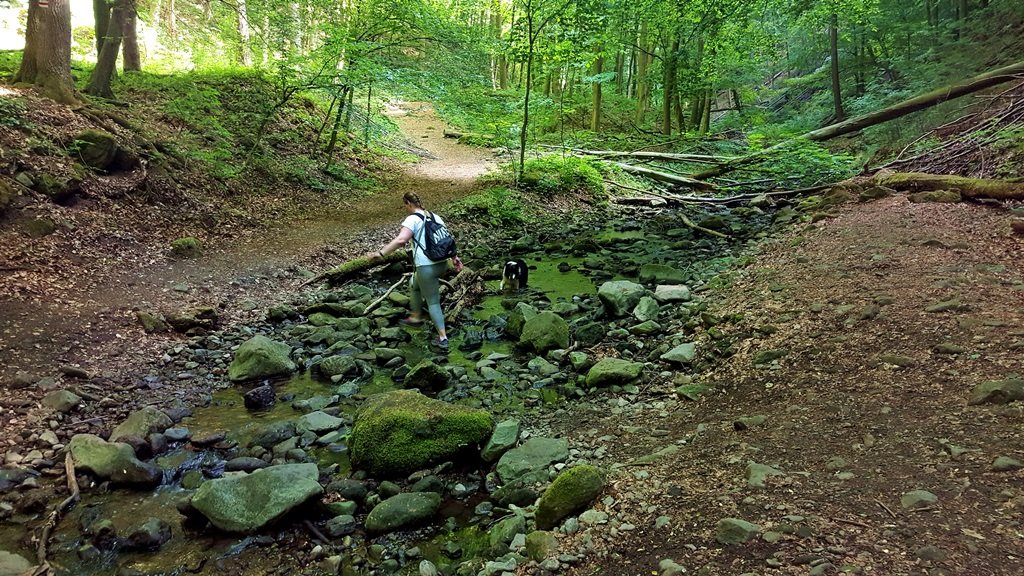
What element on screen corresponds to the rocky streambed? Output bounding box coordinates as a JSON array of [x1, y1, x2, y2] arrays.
[[1, 197, 805, 576]]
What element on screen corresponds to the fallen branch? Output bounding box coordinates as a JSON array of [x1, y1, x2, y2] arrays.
[[874, 172, 1024, 200], [444, 267, 485, 324], [680, 215, 728, 239], [32, 453, 80, 576], [835, 517, 870, 528], [875, 498, 897, 519], [301, 251, 410, 288], [612, 162, 717, 191], [543, 145, 734, 164], [303, 519, 329, 544], [363, 273, 411, 316]]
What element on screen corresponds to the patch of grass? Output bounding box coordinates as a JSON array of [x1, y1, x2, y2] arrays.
[[508, 155, 607, 201], [0, 96, 31, 130], [448, 186, 527, 227]]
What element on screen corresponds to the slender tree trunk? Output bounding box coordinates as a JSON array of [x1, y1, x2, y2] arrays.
[[165, 0, 177, 39], [16, 0, 78, 105], [634, 21, 650, 124], [122, 2, 141, 71], [926, 0, 936, 27], [344, 85, 354, 130], [237, 0, 252, 66], [614, 51, 624, 94], [699, 89, 712, 134], [958, 0, 969, 38], [674, 90, 685, 132], [86, 0, 128, 99], [731, 89, 741, 112], [93, 0, 110, 57], [591, 49, 603, 132], [829, 12, 845, 121], [324, 87, 350, 168], [661, 37, 679, 135]]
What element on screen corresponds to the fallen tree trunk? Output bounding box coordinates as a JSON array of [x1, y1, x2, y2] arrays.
[[874, 172, 1024, 200], [301, 251, 410, 287], [543, 146, 734, 164], [444, 267, 484, 324], [694, 60, 1024, 180], [613, 162, 717, 191], [443, 129, 493, 141]]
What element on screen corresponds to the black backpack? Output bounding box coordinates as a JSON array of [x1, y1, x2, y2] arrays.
[[411, 211, 457, 262]]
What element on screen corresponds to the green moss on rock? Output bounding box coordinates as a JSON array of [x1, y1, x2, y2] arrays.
[[170, 236, 203, 257], [535, 464, 606, 530], [349, 390, 493, 476]]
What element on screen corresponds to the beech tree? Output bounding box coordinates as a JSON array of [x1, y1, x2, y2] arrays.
[[14, 0, 79, 105], [86, 0, 129, 98]]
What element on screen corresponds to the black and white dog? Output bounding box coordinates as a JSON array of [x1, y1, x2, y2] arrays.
[[500, 259, 529, 293]]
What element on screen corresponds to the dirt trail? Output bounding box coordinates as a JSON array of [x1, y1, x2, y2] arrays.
[[0, 102, 496, 380]]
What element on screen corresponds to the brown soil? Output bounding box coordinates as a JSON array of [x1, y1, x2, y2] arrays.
[[539, 196, 1024, 575]]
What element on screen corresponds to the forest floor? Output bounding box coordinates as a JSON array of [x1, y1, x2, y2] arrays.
[[3, 97, 1024, 576]]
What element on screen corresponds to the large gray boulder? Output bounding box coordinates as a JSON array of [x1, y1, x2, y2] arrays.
[[364, 492, 441, 533], [506, 303, 538, 340], [482, 419, 520, 462], [496, 437, 569, 484], [406, 360, 449, 391], [0, 551, 32, 576], [968, 379, 1024, 405], [584, 358, 644, 387], [67, 434, 162, 487], [519, 312, 569, 353], [191, 463, 322, 533], [535, 465, 606, 530], [110, 406, 173, 442], [228, 335, 297, 382], [597, 281, 646, 317]]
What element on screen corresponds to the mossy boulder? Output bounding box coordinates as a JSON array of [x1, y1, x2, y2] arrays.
[[74, 129, 119, 170], [597, 281, 646, 317], [0, 179, 13, 214], [22, 217, 57, 238], [584, 358, 644, 387], [170, 236, 203, 257], [506, 302, 538, 340], [191, 463, 322, 533], [136, 311, 169, 333], [110, 406, 173, 442], [907, 190, 961, 203], [349, 390, 493, 476], [228, 335, 297, 382], [535, 465, 606, 530], [166, 307, 218, 332], [638, 264, 687, 285], [496, 437, 569, 484], [968, 379, 1024, 405], [519, 311, 569, 353], [525, 531, 559, 561], [67, 434, 162, 487], [364, 492, 442, 534], [318, 355, 357, 378], [34, 172, 81, 205]]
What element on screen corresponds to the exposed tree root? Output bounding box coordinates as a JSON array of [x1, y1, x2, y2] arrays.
[[32, 453, 79, 576], [873, 172, 1024, 200]]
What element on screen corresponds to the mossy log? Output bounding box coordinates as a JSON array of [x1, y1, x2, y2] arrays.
[[302, 251, 409, 287], [873, 172, 1024, 200]]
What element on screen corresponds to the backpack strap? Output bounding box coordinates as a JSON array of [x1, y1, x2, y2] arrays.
[[409, 212, 429, 258]]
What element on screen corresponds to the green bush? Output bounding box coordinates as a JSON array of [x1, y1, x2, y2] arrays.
[[448, 186, 526, 227], [517, 156, 606, 200]]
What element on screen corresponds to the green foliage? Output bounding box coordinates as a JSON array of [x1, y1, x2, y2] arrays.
[[0, 96, 31, 130], [448, 186, 528, 227], [515, 156, 606, 200]]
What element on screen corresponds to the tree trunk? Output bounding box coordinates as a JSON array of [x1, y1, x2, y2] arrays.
[[614, 50, 624, 94], [674, 90, 686, 132], [86, 0, 128, 99], [92, 0, 110, 57], [519, 42, 534, 180], [634, 21, 649, 124], [829, 12, 845, 122], [612, 162, 716, 191], [661, 38, 679, 135], [699, 89, 712, 134], [324, 87, 349, 169], [122, 3, 141, 71], [15, 0, 79, 105], [693, 60, 1024, 180], [237, 0, 253, 66], [591, 50, 603, 132], [165, 0, 176, 38], [874, 172, 1024, 200]]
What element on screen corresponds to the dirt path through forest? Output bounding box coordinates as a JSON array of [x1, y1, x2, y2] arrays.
[[0, 102, 497, 381]]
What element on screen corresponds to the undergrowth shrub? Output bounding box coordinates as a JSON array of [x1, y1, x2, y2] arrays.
[[516, 156, 606, 201], [448, 186, 527, 227]]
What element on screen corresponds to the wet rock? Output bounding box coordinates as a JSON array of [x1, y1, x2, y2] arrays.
[[573, 322, 605, 347], [124, 518, 172, 551], [165, 307, 218, 332], [228, 335, 297, 382], [535, 465, 606, 530], [111, 406, 173, 442], [67, 434, 162, 487], [243, 383, 276, 410], [191, 463, 322, 533], [136, 311, 169, 333], [328, 478, 368, 502], [482, 419, 520, 462], [597, 281, 646, 318], [365, 492, 441, 533], [319, 355, 357, 378], [409, 475, 445, 494], [324, 500, 358, 516], [324, 514, 358, 537], [406, 360, 449, 391], [639, 264, 687, 285], [0, 550, 32, 575], [661, 342, 696, 365], [489, 511, 527, 548], [253, 421, 297, 449], [504, 303, 538, 340], [496, 437, 569, 484], [745, 462, 784, 488], [584, 358, 643, 387], [519, 312, 570, 353], [349, 390, 493, 476], [633, 296, 660, 322], [715, 518, 761, 544], [225, 457, 270, 473], [900, 490, 938, 509], [42, 389, 82, 413], [968, 379, 1024, 405], [419, 560, 439, 576], [297, 411, 345, 434]]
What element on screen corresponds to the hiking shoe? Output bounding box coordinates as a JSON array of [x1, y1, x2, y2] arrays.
[[399, 317, 424, 327], [430, 338, 449, 352]]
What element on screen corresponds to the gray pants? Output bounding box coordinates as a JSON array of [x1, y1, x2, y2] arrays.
[[410, 262, 446, 334]]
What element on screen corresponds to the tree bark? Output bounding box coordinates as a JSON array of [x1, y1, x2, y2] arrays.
[[93, 0, 110, 57], [15, 0, 79, 105], [661, 38, 679, 135], [633, 21, 650, 124], [699, 89, 712, 134], [874, 172, 1024, 200], [829, 12, 845, 122], [612, 162, 717, 191], [693, 60, 1024, 180], [237, 0, 253, 66], [590, 49, 603, 132], [323, 87, 349, 169], [122, 1, 141, 71], [86, 0, 128, 99]]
